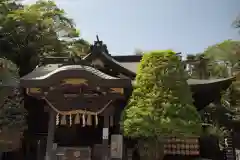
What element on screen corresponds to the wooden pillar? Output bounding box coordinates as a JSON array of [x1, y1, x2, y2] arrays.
[[102, 115, 109, 160], [37, 139, 41, 160], [45, 111, 56, 160]]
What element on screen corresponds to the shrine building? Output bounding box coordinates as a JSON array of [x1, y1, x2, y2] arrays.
[[18, 39, 234, 160]]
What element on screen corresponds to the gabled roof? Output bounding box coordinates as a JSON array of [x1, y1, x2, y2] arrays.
[[20, 64, 131, 88], [83, 51, 136, 79], [21, 64, 119, 81]]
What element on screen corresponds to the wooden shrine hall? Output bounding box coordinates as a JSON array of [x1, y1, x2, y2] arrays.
[[18, 38, 235, 160]]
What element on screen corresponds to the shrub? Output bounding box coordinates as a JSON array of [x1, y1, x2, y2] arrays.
[[122, 50, 202, 160]]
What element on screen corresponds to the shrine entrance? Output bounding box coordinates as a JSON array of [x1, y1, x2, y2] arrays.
[[20, 63, 131, 160]]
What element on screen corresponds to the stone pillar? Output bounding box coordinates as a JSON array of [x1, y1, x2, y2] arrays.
[[110, 134, 123, 160]]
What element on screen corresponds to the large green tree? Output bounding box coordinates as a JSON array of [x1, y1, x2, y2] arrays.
[[204, 40, 240, 75], [0, 0, 89, 76], [122, 50, 201, 160], [186, 40, 240, 79], [0, 58, 26, 152]]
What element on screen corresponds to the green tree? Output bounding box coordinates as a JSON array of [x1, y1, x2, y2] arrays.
[[186, 53, 229, 78], [186, 40, 240, 79], [0, 58, 26, 151], [233, 15, 240, 30], [194, 40, 240, 140], [204, 40, 240, 76], [202, 40, 240, 114], [67, 38, 90, 57], [122, 50, 201, 160], [0, 0, 87, 76]]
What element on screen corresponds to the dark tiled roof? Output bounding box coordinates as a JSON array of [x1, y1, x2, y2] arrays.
[[112, 55, 142, 62], [21, 64, 59, 80], [83, 51, 136, 79], [132, 77, 234, 87], [187, 77, 235, 86], [21, 64, 120, 81]]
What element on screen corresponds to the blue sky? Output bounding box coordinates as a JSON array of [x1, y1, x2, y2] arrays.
[[24, 0, 240, 56]]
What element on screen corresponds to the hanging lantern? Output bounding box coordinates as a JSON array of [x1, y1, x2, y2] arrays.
[[60, 115, 67, 125], [74, 114, 80, 124]]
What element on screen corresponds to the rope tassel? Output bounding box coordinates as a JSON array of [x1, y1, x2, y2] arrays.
[[74, 114, 80, 124], [87, 114, 92, 126], [43, 98, 114, 127], [60, 115, 67, 125], [56, 114, 60, 125], [69, 114, 72, 126], [95, 114, 98, 126], [82, 114, 86, 127]]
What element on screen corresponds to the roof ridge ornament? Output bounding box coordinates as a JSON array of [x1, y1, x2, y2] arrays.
[[90, 35, 110, 56]]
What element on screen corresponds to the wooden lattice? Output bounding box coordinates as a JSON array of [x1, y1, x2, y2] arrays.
[[163, 137, 199, 155]]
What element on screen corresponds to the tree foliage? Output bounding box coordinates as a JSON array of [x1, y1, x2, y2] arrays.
[[202, 40, 240, 115], [0, 0, 89, 76], [186, 40, 240, 78], [0, 58, 26, 132], [204, 40, 240, 70], [122, 50, 202, 159], [122, 50, 202, 138], [233, 15, 240, 30], [187, 40, 240, 140], [186, 53, 229, 78]]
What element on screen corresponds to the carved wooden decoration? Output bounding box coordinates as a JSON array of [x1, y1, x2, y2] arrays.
[[110, 88, 124, 94], [61, 78, 88, 86], [163, 136, 199, 155], [27, 88, 41, 94]]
